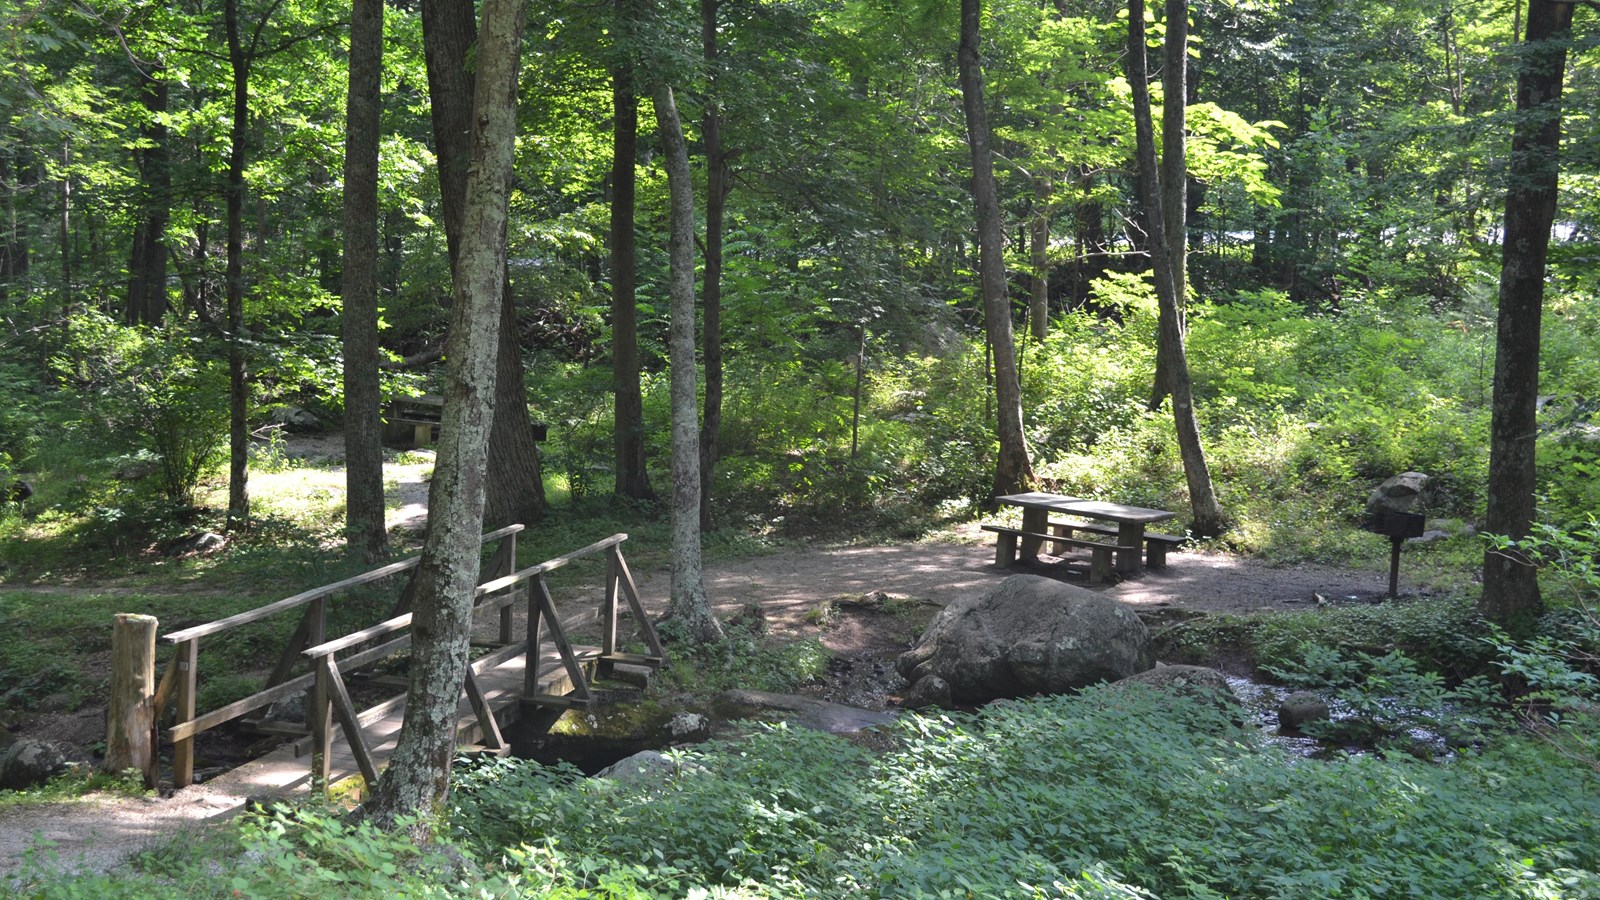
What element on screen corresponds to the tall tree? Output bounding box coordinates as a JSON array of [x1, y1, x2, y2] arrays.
[[222, 0, 254, 533], [957, 0, 1033, 499], [698, 0, 727, 531], [341, 0, 389, 561], [611, 0, 655, 502], [363, 0, 523, 832], [1480, 0, 1577, 627], [125, 58, 170, 326], [421, 0, 545, 529], [1127, 0, 1225, 537], [655, 80, 723, 645]]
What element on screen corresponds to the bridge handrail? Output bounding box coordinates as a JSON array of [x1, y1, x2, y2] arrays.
[[302, 532, 627, 661], [161, 523, 525, 644], [156, 523, 525, 789], [298, 532, 659, 792]]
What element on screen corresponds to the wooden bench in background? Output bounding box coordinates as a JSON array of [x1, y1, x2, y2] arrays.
[[385, 395, 548, 449], [980, 524, 1137, 584], [1050, 522, 1186, 568]]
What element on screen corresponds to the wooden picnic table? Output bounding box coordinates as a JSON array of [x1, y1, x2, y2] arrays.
[[995, 492, 1177, 574]]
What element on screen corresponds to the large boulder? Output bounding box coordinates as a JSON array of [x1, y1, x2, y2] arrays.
[[1, 739, 70, 790], [1366, 472, 1431, 519], [895, 575, 1153, 706]]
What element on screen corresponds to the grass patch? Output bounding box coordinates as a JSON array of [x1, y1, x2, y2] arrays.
[[1152, 593, 1494, 680]]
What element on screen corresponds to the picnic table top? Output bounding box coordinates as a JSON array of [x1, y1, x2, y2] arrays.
[[995, 492, 1176, 525]]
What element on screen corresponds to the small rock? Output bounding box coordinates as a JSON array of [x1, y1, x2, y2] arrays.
[[163, 531, 228, 557], [595, 750, 701, 785], [265, 693, 307, 724], [1278, 691, 1330, 732], [1111, 664, 1242, 719], [1, 739, 70, 790], [1407, 530, 1451, 546], [899, 675, 952, 710], [666, 712, 710, 741]]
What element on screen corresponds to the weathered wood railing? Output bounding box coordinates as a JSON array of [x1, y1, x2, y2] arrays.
[[155, 525, 524, 788], [300, 533, 662, 791]]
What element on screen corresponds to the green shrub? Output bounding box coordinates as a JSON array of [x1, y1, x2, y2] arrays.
[[448, 689, 1600, 898]]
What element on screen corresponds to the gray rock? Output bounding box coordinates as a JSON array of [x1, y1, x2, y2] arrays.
[[899, 675, 951, 710], [270, 405, 321, 432], [896, 574, 1153, 706], [711, 689, 898, 734], [265, 692, 307, 724], [1407, 529, 1452, 546], [665, 712, 711, 742], [1278, 691, 1330, 732], [1112, 664, 1241, 716], [163, 531, 228, 557], [1, 739, 69, 790], [595, 750, 686, 785], [1366, 472, 1431, 518]]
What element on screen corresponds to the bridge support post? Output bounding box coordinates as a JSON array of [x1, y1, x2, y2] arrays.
[[106, 613, 160, 788]]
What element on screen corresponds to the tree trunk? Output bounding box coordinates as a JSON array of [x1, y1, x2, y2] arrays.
[[699, 0, 726, 532], [126, 63, 170, 326], [1028, 175, 1049, 342], [362, 0, 522, 833], [611, 0, 655, 502], [341, 0, 389, 562], [1128, 0, 1225, 537], [655, 82, 723, 646], [224, 0, 250, 533], [420, 0, 545, 529], [958, 0, 1033, 500], [1480, 0, 1574, 628]]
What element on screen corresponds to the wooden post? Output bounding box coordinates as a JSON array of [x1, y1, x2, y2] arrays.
[[312, 656, 334, 792], [105, 613, 159, 787], [172, 637, 198, 788], [598, 549, 620, 678], [498, 530, 517, 644]]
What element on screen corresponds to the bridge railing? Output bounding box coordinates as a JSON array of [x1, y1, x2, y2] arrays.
[[300, 532, 662, 791], [155, 525, 524, 788]]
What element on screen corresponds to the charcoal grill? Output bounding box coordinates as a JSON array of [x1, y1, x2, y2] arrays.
[[1364, 511, 1425, 599]]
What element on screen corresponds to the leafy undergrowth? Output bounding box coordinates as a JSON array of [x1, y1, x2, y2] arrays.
[[15, 688, 1599, 899]]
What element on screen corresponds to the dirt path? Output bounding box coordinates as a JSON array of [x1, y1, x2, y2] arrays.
[[1, 527, 1403, 883]]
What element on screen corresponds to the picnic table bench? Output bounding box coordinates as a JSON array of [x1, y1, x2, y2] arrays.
[[385, 395, 549, 448], [980, 524, 1136, 583], [994, 492, 1182, 575]]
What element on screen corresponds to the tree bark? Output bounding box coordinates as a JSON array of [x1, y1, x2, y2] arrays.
[[224, 0, 250, 532], [611, 0, 655, 502], [420, 0, 545, 529], [699, 0, 726, 532], [958, 0, 1034, 500], [126, 63, 170, 326], [1480, 0, 1574, 627], [1128, 0, 1225, 537], [363, 0, 523, 832], [341, 0, 389, 562], [1028, 175, 1049, 342], [655, 82, 723, 646]]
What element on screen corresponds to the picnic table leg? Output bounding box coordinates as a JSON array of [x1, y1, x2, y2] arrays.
[[1019, 508, 1048, 560], [1115, 523, 1145, 574]]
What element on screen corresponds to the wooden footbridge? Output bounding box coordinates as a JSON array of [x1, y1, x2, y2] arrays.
[[144, 527, 663, 795]]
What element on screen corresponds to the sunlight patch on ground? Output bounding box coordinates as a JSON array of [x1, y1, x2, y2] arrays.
[[385, 451, 434, 530]]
